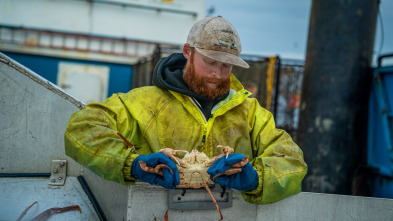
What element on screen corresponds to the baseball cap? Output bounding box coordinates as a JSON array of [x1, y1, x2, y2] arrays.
[[187, 15, 250, 69]]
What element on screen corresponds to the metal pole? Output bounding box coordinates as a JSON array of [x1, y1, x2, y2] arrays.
[[298, 0, 379, 194]]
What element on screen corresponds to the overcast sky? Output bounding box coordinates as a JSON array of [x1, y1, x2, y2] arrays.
[[205, 0, 393, 64]]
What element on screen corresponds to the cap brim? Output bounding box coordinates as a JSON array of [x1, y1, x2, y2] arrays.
[[195, 48, 250, 69]]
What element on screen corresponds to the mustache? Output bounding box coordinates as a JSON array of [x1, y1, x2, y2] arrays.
[[205, 78, 225, 84]]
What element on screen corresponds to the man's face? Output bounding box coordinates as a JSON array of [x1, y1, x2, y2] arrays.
[[183, 49, 233, 100]]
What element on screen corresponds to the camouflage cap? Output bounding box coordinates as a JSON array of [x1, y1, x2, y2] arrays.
[[187, 16, 250, 69]]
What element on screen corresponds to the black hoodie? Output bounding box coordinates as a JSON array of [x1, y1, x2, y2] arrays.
[[152, 53, 229, 120]]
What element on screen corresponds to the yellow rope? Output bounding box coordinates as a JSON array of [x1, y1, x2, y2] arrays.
[[266, 56, 277, 111]]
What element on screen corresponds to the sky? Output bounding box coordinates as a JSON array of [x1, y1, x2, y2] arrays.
[[205, 0, 393, 65]]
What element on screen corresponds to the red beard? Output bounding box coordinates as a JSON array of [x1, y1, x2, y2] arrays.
[[183, 57, 230, 100]]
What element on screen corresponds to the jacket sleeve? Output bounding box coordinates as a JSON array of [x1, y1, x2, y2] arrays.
[[241, 103, 307, 204], [64, 93, 149, 185]]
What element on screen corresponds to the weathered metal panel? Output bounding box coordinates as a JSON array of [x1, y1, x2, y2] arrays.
[[0, 53, 83, 176], [256, 192, 393, 221], [0, 177, 99, 220], [126, 183, 393, 221], [0, 52, 83, 176], [0, 52, 129, 220], [127, 183, 257, 221], [83, 167, 129, 220]]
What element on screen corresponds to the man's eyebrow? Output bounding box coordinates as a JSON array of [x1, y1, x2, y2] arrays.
[[203, 56, 215, 63]]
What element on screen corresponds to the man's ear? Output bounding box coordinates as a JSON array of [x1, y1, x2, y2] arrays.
[[183, 43, 192, 60]]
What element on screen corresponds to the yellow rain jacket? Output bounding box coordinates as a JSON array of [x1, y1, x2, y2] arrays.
[[65, 55, 307, 205]]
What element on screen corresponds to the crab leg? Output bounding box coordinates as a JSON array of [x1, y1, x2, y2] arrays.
[[204, 184, 223, 220], [30, 205, 81, 221], [164, 210, 169, 221], [16, 201, 38, 221], [207, 145, 236, 166], [139, 161, 173, 176], [231, 156, 249, 167], [212, 157, 249, 182]]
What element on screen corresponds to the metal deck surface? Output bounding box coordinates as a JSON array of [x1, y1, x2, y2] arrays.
[[0, 177, 99, 221]]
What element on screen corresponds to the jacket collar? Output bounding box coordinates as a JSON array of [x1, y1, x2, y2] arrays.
[[168, 74, 252, 118]]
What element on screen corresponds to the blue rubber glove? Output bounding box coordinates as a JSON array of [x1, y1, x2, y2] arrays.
[[131, 153, 180, 189], [207, 154, 259, 191]]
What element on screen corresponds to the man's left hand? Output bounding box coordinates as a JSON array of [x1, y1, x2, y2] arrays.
[[207, 153, 259, 191]]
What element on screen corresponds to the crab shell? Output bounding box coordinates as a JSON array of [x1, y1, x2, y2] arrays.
[[177, 150, 214, 188]]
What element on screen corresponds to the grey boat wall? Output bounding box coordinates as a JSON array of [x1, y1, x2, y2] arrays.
[[1, 52, 393, 221]]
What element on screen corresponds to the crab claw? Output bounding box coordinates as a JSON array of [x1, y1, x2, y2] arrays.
[[175, 158, 181, 165], [171, 150, 188, 164], [217, 145, 234, 159]]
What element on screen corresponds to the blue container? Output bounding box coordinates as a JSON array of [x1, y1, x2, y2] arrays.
[[367, 56, 393, 198], [2, 52, 134, 97]]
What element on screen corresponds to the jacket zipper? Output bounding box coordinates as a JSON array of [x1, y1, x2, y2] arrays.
[[188, 97, 208, 143], [188, 97, 207, 123]]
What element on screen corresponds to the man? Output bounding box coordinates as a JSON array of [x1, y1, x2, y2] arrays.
[[64, 16, 307, 204]]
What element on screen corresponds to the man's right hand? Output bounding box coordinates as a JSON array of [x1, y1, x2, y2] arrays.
[[131, 153, 180, 189], [207, 153, 259, 191]]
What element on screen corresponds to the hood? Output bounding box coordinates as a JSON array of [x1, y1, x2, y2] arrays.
[[152, 53, 194, 97]]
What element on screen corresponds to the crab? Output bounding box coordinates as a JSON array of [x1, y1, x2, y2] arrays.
[[117, 132, 249, 220], [140, 146, 249, 220]]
